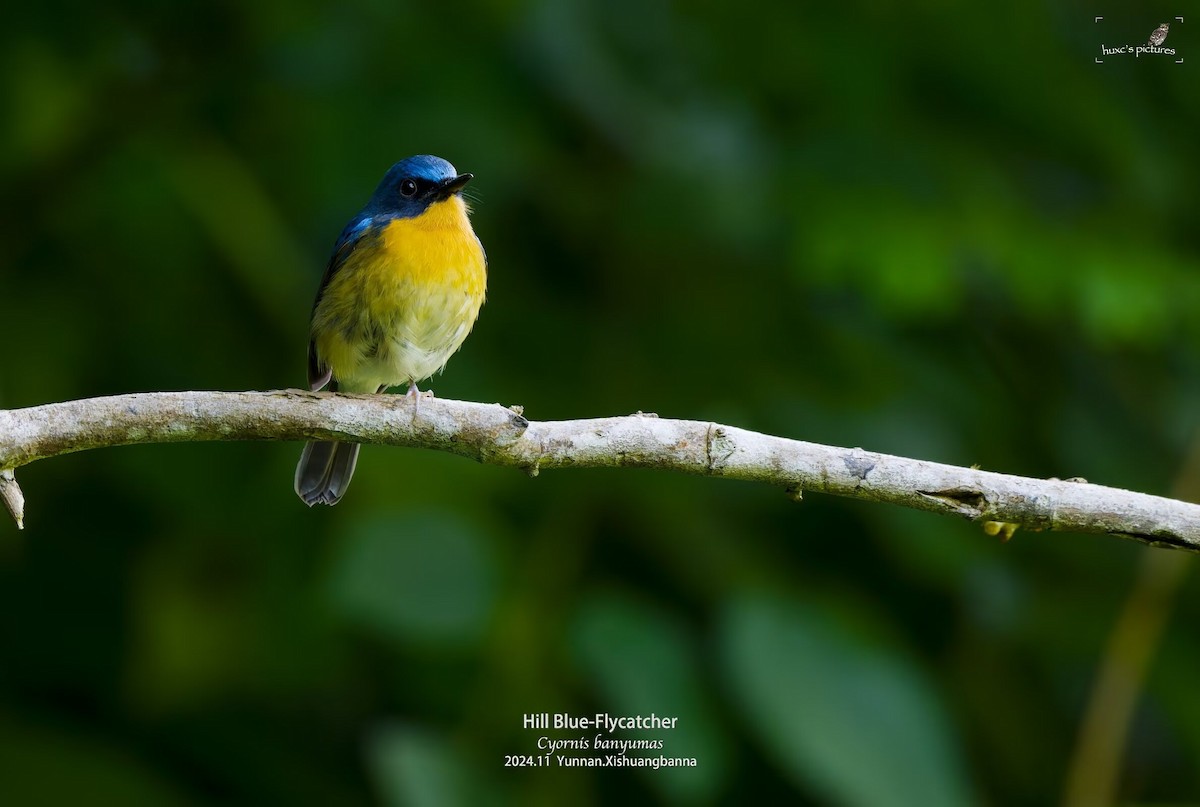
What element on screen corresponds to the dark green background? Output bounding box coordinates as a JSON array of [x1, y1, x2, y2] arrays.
[[3, 2, 1199, 804]]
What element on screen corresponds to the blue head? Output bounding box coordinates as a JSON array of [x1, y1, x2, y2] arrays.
[[364, 155, 473, 219]]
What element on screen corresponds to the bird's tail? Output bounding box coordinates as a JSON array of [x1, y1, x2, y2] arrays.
[[295, 440, 361, 506]]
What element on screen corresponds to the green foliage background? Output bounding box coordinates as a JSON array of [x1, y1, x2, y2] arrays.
[[3, 1, 1200, 804]]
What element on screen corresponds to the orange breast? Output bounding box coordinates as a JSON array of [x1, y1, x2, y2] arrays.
[[312, 196, 487, 391]]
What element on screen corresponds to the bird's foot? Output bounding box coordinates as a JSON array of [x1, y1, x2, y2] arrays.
[[405, 381, 434, 419]]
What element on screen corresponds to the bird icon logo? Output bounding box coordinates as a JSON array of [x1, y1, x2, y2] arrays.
[[1148, 22, 1170, 46]]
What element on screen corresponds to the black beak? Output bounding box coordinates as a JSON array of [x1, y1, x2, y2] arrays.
[[436, 173, 473, 199]]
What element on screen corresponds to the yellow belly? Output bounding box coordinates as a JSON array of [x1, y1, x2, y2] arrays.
[[312, 196, 487, 393]]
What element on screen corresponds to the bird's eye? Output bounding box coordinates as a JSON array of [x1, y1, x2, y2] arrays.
[[399, 179, 418, 198]]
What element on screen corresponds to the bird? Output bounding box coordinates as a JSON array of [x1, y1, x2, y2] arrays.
[[1148, 22, 1169, 46], [295, 155, 486, 506]]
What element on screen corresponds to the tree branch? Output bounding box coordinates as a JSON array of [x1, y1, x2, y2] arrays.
[[0, 390, 1196, 550]]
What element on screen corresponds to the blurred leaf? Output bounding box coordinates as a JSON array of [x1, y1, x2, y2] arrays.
[[367, 723, 488, 807], [720, 593, 973, 807], [328, 510, 497, 647], [570, 590, 730, 804]]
